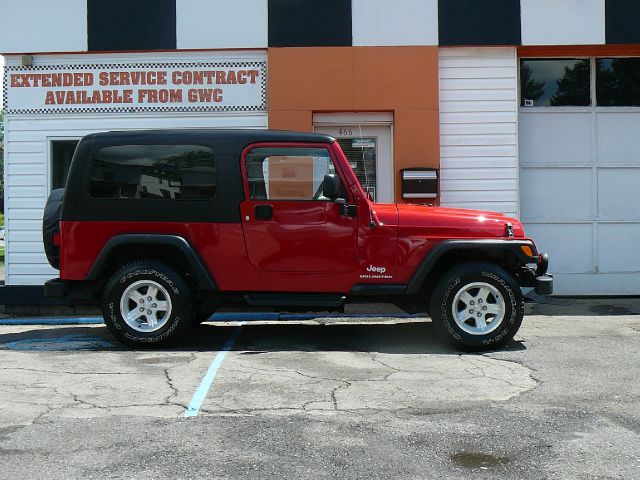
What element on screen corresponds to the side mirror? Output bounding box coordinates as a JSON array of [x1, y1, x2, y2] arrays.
[[322, 173, 341, 199]]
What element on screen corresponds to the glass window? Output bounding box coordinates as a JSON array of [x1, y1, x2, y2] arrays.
[[51, 140, 80, 190], [245, 147, 340, 201], [596, 58, 640, 107], [90, 145, 216, 199], [336, 137, 377, 201], [520, 59, 591, 107]]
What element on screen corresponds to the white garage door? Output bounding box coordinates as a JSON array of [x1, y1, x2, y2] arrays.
[[520, 57, 640, 295]]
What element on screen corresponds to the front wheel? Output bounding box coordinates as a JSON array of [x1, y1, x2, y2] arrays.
[[102, 260, 193, 348], [429, 262, 524, 351]]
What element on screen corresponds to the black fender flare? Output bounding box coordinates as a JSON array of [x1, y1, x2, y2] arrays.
[[406, 239, 537, 294], [86, 234, 218, 291]]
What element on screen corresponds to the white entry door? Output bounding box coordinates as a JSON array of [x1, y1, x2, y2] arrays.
[[314, 114, 393, 203]]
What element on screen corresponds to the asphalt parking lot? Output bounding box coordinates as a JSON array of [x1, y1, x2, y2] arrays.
[[0, 299, 639, 479]]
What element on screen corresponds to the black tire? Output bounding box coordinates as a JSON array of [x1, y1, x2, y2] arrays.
[[102, 260, 193, 348], [429, 261, 524, 351]]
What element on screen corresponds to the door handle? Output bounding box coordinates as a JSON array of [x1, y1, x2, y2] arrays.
[[254, 205, 273, 220], [335, 198, 357, 217]]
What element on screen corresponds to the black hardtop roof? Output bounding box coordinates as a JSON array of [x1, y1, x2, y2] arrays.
[[62, 128, 338, 223], [79, 128, 335, 147]]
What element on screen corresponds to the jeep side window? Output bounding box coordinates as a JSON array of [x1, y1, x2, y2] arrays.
[[89, 144, 216, 200], [245, 147, 344, 201]]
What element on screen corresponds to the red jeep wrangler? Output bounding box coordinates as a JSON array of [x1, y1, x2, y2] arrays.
[[42, 129, 552, 350]]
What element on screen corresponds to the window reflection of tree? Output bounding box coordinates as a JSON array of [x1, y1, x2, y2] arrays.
[[520, 63, 544, 104], [551, 60, 590, 106], [597, 58, 640, 107]]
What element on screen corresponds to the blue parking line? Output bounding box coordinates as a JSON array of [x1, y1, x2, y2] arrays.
[[184, 323, 244, 418], [0, 317, 103, 325]]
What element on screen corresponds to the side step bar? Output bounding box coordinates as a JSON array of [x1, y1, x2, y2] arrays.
[[244, 293, 346, 308]]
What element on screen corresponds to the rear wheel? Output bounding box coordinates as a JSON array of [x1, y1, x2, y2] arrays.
[[429, 261, 524, 351], [102, 260, 193, 348]]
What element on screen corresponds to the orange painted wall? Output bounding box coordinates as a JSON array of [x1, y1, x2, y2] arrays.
[[267, 47, 440, 203]]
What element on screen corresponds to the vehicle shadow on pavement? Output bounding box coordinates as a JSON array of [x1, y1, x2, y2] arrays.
[[0, 321, 526, 354], [0, 326, 123, 352], [199, 321, 527, 355], [524, 298, 640, 316]]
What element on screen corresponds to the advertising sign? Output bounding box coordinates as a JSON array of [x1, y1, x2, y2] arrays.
[[3, 61, 267, 114]]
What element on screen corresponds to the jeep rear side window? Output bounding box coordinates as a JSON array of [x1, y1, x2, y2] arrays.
[[89, 145, 216, 200], [245, 147, 339, 200]]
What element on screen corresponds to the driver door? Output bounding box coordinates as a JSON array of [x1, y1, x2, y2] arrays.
[[240, 144, 358, 273]]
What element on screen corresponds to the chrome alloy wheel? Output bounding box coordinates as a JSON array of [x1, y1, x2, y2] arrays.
[[451, 282, 506, 335], [119, 280, 172, 333]]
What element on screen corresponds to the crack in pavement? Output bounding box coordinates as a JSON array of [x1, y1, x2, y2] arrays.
[[331, 380, 351, 410], [481, 353, 543, 386], [0, 359, 193, 424], [163, 368, 180, 406], [0, 338, 539, 424], [464, 355, 539, 390], [195, 404, 475, 416], [195, 350, 538, 415], [0, 366, 139, 375]]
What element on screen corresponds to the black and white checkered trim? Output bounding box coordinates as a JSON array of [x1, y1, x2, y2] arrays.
[[4, 61, 267, 115]]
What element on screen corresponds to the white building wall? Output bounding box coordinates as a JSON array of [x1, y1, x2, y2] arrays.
[[438, 47, 519, 217], [176, 0, 268, 49], [520, 0, 606, 46], [351, 0, 438, 46], [3, 51, 268, 286], [0, 0, 87, 53]]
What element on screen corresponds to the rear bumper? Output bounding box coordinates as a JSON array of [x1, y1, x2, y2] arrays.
[[44, 278, 68, 297], [42, 278, 96, 306]]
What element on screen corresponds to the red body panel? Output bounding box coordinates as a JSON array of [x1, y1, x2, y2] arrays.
[[239, 142, 358, 274], [59, 139, 531, 293], [395, 205, 524, 283], [240, 201, 358, 273]]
